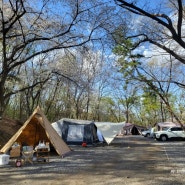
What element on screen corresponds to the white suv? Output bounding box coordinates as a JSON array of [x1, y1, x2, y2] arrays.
[[154, 127, 185, 141]]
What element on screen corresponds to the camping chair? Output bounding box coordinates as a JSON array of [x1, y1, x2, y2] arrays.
[[22, 146, 35, 164]]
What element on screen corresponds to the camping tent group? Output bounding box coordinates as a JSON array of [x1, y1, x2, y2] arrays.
[[52, 119, 125, 145], [0, 107, 71, 156], [0, 106, 125, 159]]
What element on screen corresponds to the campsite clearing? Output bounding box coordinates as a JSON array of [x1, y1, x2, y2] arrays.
[[1, 135, 185, 185]]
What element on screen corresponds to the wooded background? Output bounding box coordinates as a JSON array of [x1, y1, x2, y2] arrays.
[[1, 0, 185, 127]]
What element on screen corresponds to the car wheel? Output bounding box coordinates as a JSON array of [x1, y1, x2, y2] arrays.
[[160, 135, 168, 141], [146, 133, 150, 137]]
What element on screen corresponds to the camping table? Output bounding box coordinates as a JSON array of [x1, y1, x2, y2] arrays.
[[36, 148, 49, 162]]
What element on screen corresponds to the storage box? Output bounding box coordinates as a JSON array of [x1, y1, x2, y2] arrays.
[[0, 154, 10, 165], [10, 146, 21, 157]]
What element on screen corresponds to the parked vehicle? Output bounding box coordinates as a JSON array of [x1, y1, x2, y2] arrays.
[[142, 130, 151, 137], [154, 127, 185, 141], [142, 128, 155, 138]]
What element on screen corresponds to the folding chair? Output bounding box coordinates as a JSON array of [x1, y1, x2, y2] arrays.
[[22, 146, 34, 164]]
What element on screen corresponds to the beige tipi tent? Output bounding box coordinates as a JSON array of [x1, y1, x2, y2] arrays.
[[0, 106, 71, 156]]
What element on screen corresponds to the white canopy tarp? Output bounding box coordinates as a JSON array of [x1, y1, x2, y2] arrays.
[[95, 122, 125, 145]]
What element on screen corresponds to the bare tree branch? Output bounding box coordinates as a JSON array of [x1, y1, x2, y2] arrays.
[[115, 0, 185, 61]]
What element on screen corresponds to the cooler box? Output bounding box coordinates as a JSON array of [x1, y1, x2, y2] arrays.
[[0, 154, 10, 165]]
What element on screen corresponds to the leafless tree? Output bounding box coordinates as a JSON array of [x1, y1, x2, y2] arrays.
[[51, 47, 104, 119], [0, 0, 121, 117], [115, 0, 185, 64]]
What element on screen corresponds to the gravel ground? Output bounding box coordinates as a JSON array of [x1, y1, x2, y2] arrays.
[[0, 135, 185, 185]]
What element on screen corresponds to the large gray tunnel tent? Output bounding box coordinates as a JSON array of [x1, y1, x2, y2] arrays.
[[52, 119, 99, 145]]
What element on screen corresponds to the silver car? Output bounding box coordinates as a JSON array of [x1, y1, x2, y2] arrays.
[[142, 130, 151, 137]]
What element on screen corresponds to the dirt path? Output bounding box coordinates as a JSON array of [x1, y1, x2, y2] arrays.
[[0, 135, 184, 185]]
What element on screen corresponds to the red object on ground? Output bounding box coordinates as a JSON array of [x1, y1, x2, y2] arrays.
[[82, 142, 87, 147], [15, 159, 22, 167]]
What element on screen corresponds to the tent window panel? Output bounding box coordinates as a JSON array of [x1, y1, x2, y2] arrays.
[[67, 125, 84, 142]]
